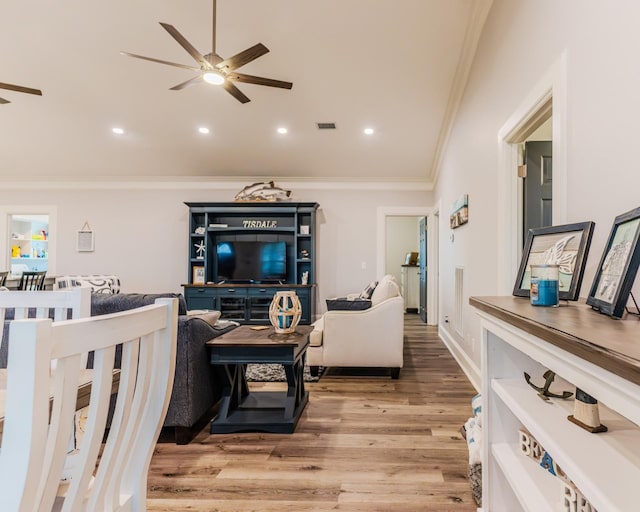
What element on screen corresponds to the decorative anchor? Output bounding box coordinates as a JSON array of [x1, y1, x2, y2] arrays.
[[524, 370, 573, 401]]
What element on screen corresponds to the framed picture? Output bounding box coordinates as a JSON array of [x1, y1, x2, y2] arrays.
[[450, 194, 469, 229], [192, 265, 205, 285], [404, 252, 418, 265], [76, 221, 94, 252], [586, 207, 640, 318], [513, 221, 595, 301]]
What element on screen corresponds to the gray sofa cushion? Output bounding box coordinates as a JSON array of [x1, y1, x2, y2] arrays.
[[91, 292, 187, 316], [326, 298, 372, 311]]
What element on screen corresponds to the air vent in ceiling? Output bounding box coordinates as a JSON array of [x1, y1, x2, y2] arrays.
[[317, 122, 336, 130]]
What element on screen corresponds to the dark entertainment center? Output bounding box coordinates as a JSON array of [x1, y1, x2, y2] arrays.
[[183, 202, 319, 324]]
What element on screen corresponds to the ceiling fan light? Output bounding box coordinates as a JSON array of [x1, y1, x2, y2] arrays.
[[203, 71, 225, 85]]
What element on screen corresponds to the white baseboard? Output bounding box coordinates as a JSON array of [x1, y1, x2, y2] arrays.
[[438, 326, 481, 393]]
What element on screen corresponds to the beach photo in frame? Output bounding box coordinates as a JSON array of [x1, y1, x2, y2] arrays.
[[513, 221, 595, 301], [586, 206, 640, 318], [192, 265, 205, 285], [450, 194, 469, 229]]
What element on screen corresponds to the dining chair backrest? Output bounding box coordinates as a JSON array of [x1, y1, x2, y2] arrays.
[[0, 297, 178, 511], [18, 270, 47, 290], [0, 271, 7, 287], [0, 287, 90, 323], [0, 288, 91, 367]]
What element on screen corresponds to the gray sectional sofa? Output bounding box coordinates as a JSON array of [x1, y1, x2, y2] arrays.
[[1, 292, 234, 444], [90, 292, 235, 444]]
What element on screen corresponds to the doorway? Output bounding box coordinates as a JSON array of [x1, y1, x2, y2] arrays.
[[497, 52, 567, 293], [0, 205, 57, 279], [384, 215, 421, 315], [376, 206, 437, 325]]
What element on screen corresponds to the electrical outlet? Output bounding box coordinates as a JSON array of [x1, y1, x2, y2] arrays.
[[444, 315, 449, 324], [361, 261, 367, 270]]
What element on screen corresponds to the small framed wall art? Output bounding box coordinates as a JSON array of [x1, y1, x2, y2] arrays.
[[513, 221, 595, 301], [586, 206, 640, 318], [76, 221, 95, 252], [450, 194, 469, 229]]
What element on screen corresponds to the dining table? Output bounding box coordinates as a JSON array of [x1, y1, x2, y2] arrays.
[[0, 369, 120, 440]]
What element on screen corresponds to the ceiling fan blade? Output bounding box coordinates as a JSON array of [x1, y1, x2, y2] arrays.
[[120, 51, 200, 72], [159, 22, 211, 68], [0, 97, 10, 104], [170, 75, 203, 91], [221, 81, 250, 103], [216, 43, 269, 71], [229, 73, 293, 90], [0, 82, 42, 96]]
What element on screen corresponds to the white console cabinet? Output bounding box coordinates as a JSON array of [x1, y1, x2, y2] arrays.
[[400, 264, 419, 312], [471, 296, 640, 512]]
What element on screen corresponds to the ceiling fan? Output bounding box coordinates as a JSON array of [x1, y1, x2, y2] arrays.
[[121, 0, 292, 104], [0, 82, 42, 105]]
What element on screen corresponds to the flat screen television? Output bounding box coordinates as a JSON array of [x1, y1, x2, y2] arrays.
[[216, 241, 287, 283]]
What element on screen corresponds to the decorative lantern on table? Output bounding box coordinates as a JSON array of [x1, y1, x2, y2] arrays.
[[269, 291, 302, 334]]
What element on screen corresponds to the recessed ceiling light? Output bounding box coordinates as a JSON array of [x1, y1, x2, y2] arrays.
[[277, 127, 288, 134], [364, 127, 374, 135], [112, 127, 125, 135], [198, 127, 210, 134]]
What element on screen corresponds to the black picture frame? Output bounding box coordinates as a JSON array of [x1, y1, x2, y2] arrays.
[[586, 207, 640, 318], [513, 221, 595, 301]]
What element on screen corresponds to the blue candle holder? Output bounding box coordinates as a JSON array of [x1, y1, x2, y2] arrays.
[[530, 265, 559, 307]]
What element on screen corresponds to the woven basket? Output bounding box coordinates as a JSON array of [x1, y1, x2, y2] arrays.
[[468, 463, 482, 506]]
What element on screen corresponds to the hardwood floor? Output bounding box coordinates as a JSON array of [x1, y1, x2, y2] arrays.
[[147, 314, 478, 511]]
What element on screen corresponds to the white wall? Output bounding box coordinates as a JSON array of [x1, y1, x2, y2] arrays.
[[435, 0, 640, 382], [385, 216, 420, 284], [0, 183, 432, 317]]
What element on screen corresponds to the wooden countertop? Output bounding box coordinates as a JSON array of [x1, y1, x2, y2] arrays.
[[470, 296, 640, 386], [207, 325, 313, 348]]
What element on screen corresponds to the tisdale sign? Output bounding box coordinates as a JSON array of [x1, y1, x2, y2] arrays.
[[242, 220, 278, 228]]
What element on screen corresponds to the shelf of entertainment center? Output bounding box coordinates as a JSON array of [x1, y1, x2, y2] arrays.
[[183, 283, 315, 325], [207, 227, 298, 233]]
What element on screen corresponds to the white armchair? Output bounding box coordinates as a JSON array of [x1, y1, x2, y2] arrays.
[[307, 275, 404, 379]]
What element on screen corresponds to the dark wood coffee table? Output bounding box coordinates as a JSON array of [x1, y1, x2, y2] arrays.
[[206, 325, 312, 434]]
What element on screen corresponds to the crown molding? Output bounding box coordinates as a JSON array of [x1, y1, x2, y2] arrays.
[[0, 176, 434, 192], [430, 0, 494, 187]]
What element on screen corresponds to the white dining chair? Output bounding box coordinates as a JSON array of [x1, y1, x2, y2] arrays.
[[0, 297, 178, 511], [0, 287, 90, 324]]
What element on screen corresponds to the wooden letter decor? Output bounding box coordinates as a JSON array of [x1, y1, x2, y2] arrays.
[[518, 429, 598, 511], [561, 480, 598, 512], [518, 429, 567, 479]]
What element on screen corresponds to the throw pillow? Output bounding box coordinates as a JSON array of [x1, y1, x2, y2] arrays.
[[371, 278, 398, 306], [326, 298, 372, 311], [187, 309, 221, 327], [359, 280, 378, 299]]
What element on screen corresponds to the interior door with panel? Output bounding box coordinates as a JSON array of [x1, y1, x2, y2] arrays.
[[419, 216, 427, 323], [523, 140, 552, 236]]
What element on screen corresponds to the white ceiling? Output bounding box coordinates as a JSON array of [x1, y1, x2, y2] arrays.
[[0, 0, 477, 183]]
